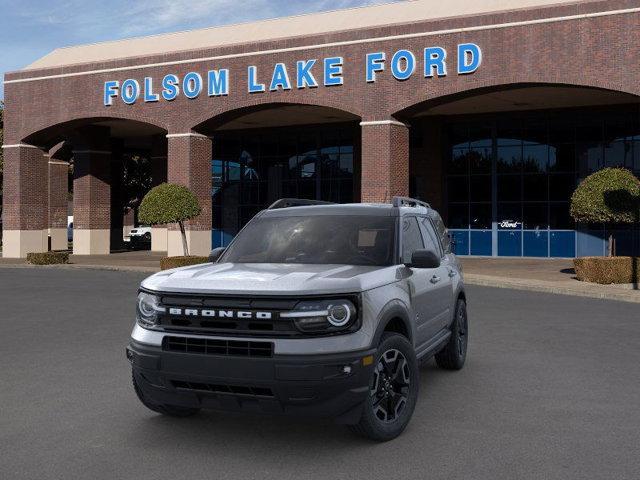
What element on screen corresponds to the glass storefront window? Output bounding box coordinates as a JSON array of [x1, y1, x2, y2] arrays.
[[211, 124, 358, 246], [446, 105, 640, 257], [470, 203, 492, 229], [497, 145, 522, 173]]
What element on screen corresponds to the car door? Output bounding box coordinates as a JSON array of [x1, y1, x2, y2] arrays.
[[401, 216, 444, 348], [419, 216, 455, 332]]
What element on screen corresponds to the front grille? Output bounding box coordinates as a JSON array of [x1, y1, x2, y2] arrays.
[[163, 336, 273, 357], [158, 295, 300, 337], [171, 380, 274, 398]]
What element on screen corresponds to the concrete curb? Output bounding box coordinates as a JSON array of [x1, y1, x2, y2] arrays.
[[465, 273, 640, 304], [0, 263, 159, 273]]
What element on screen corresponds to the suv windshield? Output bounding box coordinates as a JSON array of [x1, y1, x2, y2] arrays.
[[221, 215, 396, 266]]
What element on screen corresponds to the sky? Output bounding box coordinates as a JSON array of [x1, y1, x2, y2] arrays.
[[0, 0, 401, 100]]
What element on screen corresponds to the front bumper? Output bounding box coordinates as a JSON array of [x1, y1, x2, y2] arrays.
[[127, 340, 376, 424]]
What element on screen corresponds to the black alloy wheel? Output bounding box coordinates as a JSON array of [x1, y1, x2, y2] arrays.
[[371, 349, 411, 423], [350, 333, 419, 441], [435, 298, 468, 370]]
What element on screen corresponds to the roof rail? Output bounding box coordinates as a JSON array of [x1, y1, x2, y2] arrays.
[[267, 198, 336, 210], [392, 196, 431, 209]]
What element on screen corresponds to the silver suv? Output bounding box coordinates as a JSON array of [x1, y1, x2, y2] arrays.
[[127, 197, 468, 441]]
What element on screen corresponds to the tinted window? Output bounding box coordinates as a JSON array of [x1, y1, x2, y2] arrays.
[[431, 213, 451, 253], [420, 217, 443, 257], [401, 217, 424, 264], [221, 215, 396, 266]]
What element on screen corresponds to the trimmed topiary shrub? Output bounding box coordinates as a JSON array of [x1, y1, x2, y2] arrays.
[[138, 183, 202, 256], [160, 256, 209, 271], [27, 251, 70, 265], [574, 256, 639, 284], [570, 168, 640, 256]]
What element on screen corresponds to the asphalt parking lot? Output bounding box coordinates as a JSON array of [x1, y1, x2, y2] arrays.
[[1, 268, 639, 480]]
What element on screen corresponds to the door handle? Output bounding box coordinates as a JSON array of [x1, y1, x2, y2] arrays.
[[448, 269, 457, 278], [430, 275, 441, 284]]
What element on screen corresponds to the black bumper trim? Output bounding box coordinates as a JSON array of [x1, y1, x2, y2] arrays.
[[128, 340, 376, 423]]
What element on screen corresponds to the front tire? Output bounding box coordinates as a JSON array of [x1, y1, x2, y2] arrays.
[[132, 370, 200, 417], [435, 298, 468, 370], [350, 333, 419, 441]]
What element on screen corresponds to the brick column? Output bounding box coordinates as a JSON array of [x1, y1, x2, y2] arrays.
[[360, 120, 410, 203], [150, 134, 168, 252], [72, 127, 112, 255], [1, 144, 49, 258], [48, 159, 69, 251], [166, 133, 212, 256]]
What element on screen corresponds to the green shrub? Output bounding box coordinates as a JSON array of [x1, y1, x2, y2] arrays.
[[160, 256, 209, 271], [574, 256, 640, 284], [139, 183, 202, 256], [570, 168, 640, 224], [27, 251, 70, 265]]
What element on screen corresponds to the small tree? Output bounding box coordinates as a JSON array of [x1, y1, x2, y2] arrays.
[[570, 168, 640, 256], [138, 183, 202, 256]]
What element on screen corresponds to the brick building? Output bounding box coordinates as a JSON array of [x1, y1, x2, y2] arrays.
[[3, 0, 640, 258]]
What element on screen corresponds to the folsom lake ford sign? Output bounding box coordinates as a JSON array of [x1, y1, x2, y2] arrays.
[[103, 43, 482, 106]]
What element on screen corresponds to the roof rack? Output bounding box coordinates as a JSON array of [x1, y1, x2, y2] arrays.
[[267, 198, 336, 210], [392, 196, 431, 209]]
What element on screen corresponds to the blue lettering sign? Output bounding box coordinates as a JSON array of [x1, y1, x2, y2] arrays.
[[183, 72, 203, 99], [121, 79, 140, 104], [270, 63, 292, 91], [144, 77, 159, 102], [366, 52, 385, 83], [104, 80, 119, 106], [161, 74, 179, 101], [296, 60, 318, 89], [424, 47, 447, 77], [324, 57, 343, 86], [101, 45, 483, 105], [208, 69, 229, 96], [390, 50, 415, 81], [458, 43, 482, 74]]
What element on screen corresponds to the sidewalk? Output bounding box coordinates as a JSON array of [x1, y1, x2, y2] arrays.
[[0, 250, 162, 273], [461, 258, 640, 304], [1, 251, 639, 303]]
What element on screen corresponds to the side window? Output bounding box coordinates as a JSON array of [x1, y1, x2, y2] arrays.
[[401, 217, 425, 264], [419, 217, 443, 257], [430, 213, 451, 254]]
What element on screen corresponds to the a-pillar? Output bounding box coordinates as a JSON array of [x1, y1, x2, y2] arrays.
[[150, 134, 168, 252], [360, 120, 410, 202], [72, 127, 112, 255], [166, 132, 212, 257], [1, 143, 49, 258], [48, 150, 69, 251]]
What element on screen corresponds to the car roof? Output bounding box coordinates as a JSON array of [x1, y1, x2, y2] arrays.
[[260, 202, 436, 217]]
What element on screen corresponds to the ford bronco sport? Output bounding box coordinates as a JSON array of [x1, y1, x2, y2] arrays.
[[127, 197, 468, 441]]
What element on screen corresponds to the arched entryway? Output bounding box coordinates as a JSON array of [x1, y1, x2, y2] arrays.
[[194, 103, 361, 247], [3, 117, 167, 257], [397, 84, 640, 258]]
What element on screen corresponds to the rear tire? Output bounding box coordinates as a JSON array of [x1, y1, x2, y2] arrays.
[[132, 370, 200, 417], [435, 298, 468, 370], [350, 333, 419, 441]]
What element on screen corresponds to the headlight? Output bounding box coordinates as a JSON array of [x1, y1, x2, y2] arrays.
[[136, 292, 165, 328], [282, 299, 358, 334]]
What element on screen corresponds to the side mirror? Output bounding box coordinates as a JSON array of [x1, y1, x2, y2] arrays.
[[407, 249, 440, 269], [208, 247, 226, 263]]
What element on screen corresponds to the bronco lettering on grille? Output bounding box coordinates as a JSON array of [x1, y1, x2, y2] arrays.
[[168, 308, 273, 319]]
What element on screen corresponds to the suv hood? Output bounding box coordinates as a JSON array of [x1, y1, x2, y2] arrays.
[[141, 262, 399, 295]]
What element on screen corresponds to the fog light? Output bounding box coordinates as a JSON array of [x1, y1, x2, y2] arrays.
[[362, 355, 374, 366]]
